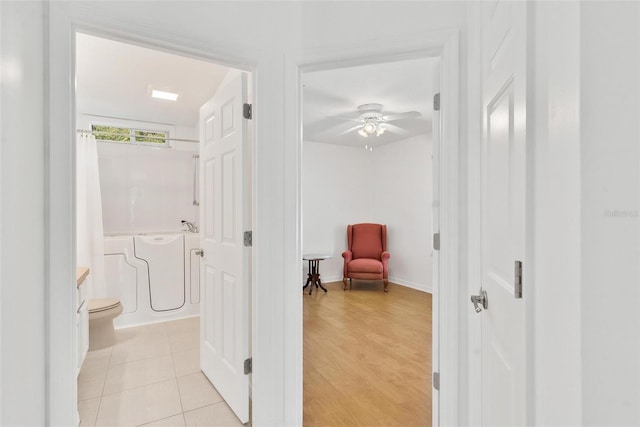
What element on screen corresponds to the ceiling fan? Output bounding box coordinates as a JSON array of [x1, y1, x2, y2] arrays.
[[331, 103, 421, 138]]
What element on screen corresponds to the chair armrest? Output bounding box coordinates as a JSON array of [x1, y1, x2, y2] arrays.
[[342, 251, 352, 280], [381, 251, 390, 280]]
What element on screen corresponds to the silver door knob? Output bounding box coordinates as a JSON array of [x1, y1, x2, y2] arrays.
[[195, 249, 204, 258], [470, 289, 488, 313]]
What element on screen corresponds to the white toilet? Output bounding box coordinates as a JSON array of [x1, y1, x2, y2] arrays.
[[88, 298, 123, 350]]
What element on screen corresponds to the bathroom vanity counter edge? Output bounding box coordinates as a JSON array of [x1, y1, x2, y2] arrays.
[[76, 267, 90, 287]]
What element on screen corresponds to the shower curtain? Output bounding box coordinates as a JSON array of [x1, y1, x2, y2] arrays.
[[77, 133, 107, 299]]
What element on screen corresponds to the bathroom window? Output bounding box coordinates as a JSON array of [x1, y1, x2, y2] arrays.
[[92, 124, 169, 146]]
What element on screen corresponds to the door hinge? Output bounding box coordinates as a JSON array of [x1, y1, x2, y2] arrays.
[[433, 93, 441, 111], [433, 372, 440, 390], [433, 232, 440, 251], [244, 231, 252, 247], [514, 260, 523, 299], [243, 103, 252, 120], [244, 358, 252, 375]]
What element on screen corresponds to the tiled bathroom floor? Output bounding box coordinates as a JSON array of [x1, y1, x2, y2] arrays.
[[78, 317, 246, 427]]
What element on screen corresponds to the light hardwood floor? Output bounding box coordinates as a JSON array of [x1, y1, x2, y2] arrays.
[[304, 280, 432, 427]]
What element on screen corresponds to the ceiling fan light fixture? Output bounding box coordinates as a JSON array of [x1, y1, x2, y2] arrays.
[[358, 119, 380, 137], [333, 103, 418, 139], [362, 121, 377, 134]]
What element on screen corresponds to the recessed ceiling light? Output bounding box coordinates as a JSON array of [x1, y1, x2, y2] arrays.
[[151, 89, 179, 101]]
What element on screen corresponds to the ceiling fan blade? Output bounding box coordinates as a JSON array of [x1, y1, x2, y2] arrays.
[[382, 123, 410, 136], [382, 111, 421, 121], [335, 124, 362, 136], [327, 115, 364, 123]]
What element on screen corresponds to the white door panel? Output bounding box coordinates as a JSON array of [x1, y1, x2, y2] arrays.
[[199, 73, 250, 424], [479, 1, 526, 425]]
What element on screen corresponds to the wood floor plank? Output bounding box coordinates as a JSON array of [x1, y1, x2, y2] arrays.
[[304, 281, 432, 426]]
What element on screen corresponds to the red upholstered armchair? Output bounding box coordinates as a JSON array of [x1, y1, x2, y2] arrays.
[[342, 223, 391, 292]]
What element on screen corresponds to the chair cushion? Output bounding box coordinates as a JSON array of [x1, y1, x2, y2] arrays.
[[348, 258, 383, 274], [351, 224, 383, 259]]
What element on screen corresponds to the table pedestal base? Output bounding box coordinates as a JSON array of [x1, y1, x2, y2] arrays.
[[303, 259, 328, 295]]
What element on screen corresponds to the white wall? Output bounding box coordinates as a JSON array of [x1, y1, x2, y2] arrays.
[[302, 141, 374, 282], [580, 2, 640, 425], [529, 2, 583, 424], [303, 135, 433, 291], [97, 141, 199, 234], [0, 2, 47, 425], [76, 134, 89, 274], [372, 135, 433, 291]]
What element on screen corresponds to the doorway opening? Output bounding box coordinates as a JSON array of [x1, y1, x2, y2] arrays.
[[286, 30, 460, 426], [74, 32, 253, 426], [300, 56, 440, 425]]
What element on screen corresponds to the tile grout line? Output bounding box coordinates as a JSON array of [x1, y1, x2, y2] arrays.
[[82, 319, 199, 426], [100, 371, 178, 398], [175, 348, 189, 427], [93, 347, 113, 426], [107, 350, 172, 368], [181, 397, 226, 415], [134, 322, 189, 426], [181, 401, 230, 418], [170, 319, 200, 425], [169, 324, 190, 425], [169, 351, 188, 420]]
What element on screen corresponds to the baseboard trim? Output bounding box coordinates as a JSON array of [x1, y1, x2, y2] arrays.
[[318, 276, 342, 284], [389, 277, 432, 294], [319, 276, 432, 294]]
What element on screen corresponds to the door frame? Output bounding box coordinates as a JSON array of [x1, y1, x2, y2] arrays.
[[283, 28, 460, 425], [46, 6, 257, 426]]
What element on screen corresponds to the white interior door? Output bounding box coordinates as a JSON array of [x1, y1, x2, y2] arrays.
[[199, 72, 250, 423], [478, 1, 526, 425]]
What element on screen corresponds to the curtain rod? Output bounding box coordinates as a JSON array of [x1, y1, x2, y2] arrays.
[[76, 129, 199, 143]]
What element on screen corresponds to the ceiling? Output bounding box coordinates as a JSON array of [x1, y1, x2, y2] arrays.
[[76, 33, 437, 142], [303, 57, 438, 148], [76, 33, 230, 128]]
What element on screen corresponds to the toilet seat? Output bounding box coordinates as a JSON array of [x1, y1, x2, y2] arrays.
[[89, 298, 121, 313], [88, 298, 123, 350]]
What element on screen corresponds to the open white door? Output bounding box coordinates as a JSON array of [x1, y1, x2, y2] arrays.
[[199, 72, 250, 423], [476, 1, 527, 425]]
